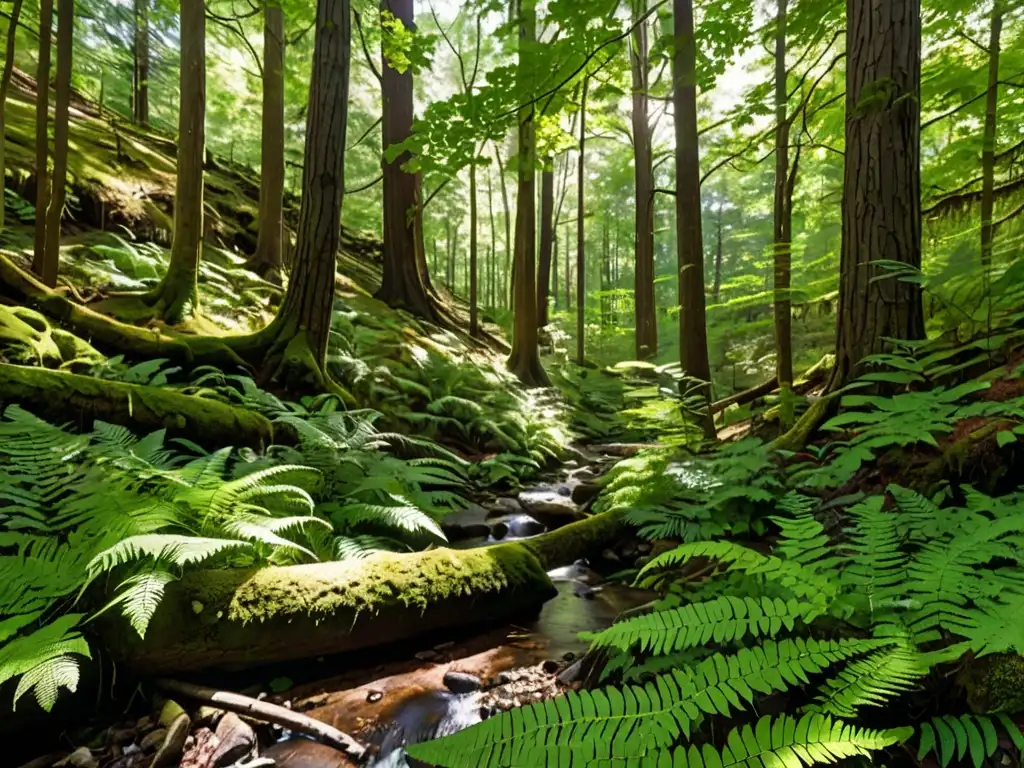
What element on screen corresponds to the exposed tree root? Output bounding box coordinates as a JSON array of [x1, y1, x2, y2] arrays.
[[769, 396, 834, 453], [0, 362, 294, 449]]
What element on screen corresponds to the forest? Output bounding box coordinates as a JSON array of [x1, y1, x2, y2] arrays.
[[1, 0, 1024, 765]]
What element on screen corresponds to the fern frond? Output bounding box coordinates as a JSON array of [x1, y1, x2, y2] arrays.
[[808, 639, 927, 718], [916, 714, 1022, 768], [88, 535, 253, 575]]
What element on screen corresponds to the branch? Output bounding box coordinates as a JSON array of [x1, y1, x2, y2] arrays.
[[346, 116, 382, 151], [423, 178, 452, 209], [653, 187, 676, 197], [354, 9, 382, 85], [494, 0, 668, 121], [921, 90, 988, 129], [206, 11, 263, 77], [156, 679, 365, 760], [429, 1, 468, 90], [346, 174, 383, 194], [786, 28, 844, 103], [954, 28, 989, 54]]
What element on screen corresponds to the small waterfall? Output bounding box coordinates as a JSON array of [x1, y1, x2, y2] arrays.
[[366, 690, 484, 768]]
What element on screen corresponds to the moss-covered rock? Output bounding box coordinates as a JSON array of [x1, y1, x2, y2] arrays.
[[107, 545, 557, 674], [959, 653, 1024, 714]]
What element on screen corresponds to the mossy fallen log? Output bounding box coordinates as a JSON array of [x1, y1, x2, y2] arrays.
[[0, 362, 294, 449], [108, 545, 558, 675], [106, 510, 627, 675]]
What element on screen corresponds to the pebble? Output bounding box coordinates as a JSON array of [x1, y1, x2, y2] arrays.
[[210, 713, 256, 767], [150, 714, 191, 768], [366, 690, 383, 704], [443, 671, 484, 694], [54, 748, 97, 768]]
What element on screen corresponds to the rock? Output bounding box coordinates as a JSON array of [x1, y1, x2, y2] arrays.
[[263, 739, 357, 768], [139, 729, 167, 753], [443, 671, 483, 694], [440, 504, 492, 541], [150, 713, 191, 768], [601, 548, 621, 563], [517, 490, 583, 529], [54, 748, 98, 768], [572, 581, 598, 599], [414, 649, 439, 662], [157, 700, 186, 730], [571, 482, 601, 506], [637, 542, 652, 555], [562, 651, 577, 662], [179, 728, 219, 768], [541, 660, 559, 675], [547, 561, 603, 585], [109, 728, 136, 746], [210, 713, 256, 767], [557, 659, 586, 685], [135, 715, 154, 733], [490, 514, 545, 540], [366, 690, 383, 703], [434, 640, 455, 651], [497, 671, 514, 685], [485, 497, 524, 517]]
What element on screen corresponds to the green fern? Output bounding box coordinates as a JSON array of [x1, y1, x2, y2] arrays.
[[916, 714, 1024, 768]]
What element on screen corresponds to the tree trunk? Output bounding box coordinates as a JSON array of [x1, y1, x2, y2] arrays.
[[552, 224, 559, 309], [488, 166, 497, 310], [506, 0, 549, 387], [772, 0, 794, 412], [980, 1, 1002, 268], [565, 221, 571, 311], [40, 0, 72, 289], [145, 0, 205, 323], [674, 0, 715, 439], [0, 0, 24, 232], [537, 161, 554, 329], [495, 143, 512, 309], [254, 0, 351, 388], [133, 0, 150, 128], [632, 0, 656, 360], [249, 2, 286, 279], [833, 0, 924, 387], [600, 219, 609, 328], [712, 201, 723, 302], [576, 77, 588, 366], [31, 0, 53, 281], [470, 158, 480, 335], [375, 0, 439, 322]]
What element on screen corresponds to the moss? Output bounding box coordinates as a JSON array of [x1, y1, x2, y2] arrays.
[[520, 509, 627, 570], [959, 653, 1024, 714]]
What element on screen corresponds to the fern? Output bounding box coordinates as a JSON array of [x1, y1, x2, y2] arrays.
[[916, 714, 1024, 768]]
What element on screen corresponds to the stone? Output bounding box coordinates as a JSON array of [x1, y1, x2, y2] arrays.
[[366, 690, 383, 703], [210, 713, 256, 767], [517, 489, 582, 529], [443, 671, 484, 694], [557, 659, 586, 685], [179, 728, 219, 768], [440, 504, 492, 542], [157, 700, 187, 730], [150, 713, 191, 768], [601, 548, 621, 563], [414, 649, 439, 662], [54, 748, 98, 768], [571, 481, 601, 506], [263, 739, 358, 768], [541, 660, 559, 675], [196, 706, 225, 727], [490, 514, 545, 540], [139, 729, 167, 753]]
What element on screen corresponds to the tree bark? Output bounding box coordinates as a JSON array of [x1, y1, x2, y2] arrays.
[[980, 1, 1002, 268], [506, 0, 549, 387], [375, 0, 440, 323], [40, 0, 72, 289], [832, 0, 924, 387], [0, 0, 24, 232], [488, 165, 497, 310], [133, 0, 150, 128], [552, 223, 559, 309], [470, 158, 480, 335], [254, 0, 351, 389], [31, 0, 53, 281], [772, 0, 794, 418], [249, 2, 286, 279], [712, 201, 723, 302], [494, 142, 512, 310], [631, 0, 657, 360], [537, 161, 554, 329], [576, 77, 588, 366], [145, 0, 205, 323], [673, 0, 715, 439]]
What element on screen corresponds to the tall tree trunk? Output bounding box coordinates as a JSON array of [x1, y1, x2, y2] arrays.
[[576, 77, 588, 366], [134, 0, 150, 128], [31, 0, 53, 280], [600, 220, 610, 328], [0, 0, 24, 231], [565, 221, 571, 311], [772, 0, 794, 412], [40, 0, 72, 288], [552, 224, 559, 309], [494, 143, 512, 309], [712, 201, 723, 302], [256, 0, 351, 386], [673, 0, 715, 439], [631, 0, 656, 360], [537, 161, 554, 329], [833, 0, 924, 387], [145, 0, 205, 323], [248, 2, 286, 279], [376, 0, 439, 322], [470, 158, 480, 335], [487, 165, 496, 309], [980, 1, 1002, 267], [507, 0, 549, 387], [431, 235, 438, 275]]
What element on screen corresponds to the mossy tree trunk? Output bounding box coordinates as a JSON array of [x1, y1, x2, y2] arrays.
[[507, 0, 549, 388], [980, 1, 1002, 268], [41, 0, 73, 289], [248, 1, 286, 280], [145, 0, 205, 324], [248, 0, 351, 391], [133, 0, 150, 128], [31, 0, 53, 282], [631, 0, 657, 361], [375, 0, 442, 324], [537, 161, 554, 331], [673, 0, 715, 439], [831, 0, 924, 389], [712, 199, 724, 302], [0, 0, 23, 231], [576, 76, 588, 366]]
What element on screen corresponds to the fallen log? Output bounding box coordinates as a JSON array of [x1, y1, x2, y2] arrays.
[[0, 363, 295, 450], [711, 376, 778, 415], [104, 511, 626, 675]]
